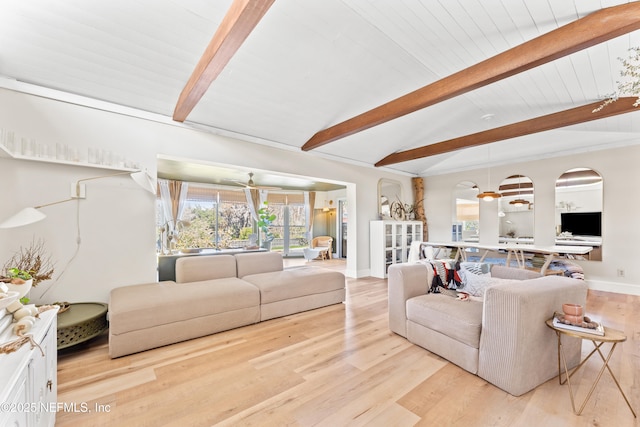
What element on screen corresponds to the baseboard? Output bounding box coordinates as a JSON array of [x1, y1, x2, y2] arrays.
[[346, 268, 370, 279], [586, 279, 640, 296]]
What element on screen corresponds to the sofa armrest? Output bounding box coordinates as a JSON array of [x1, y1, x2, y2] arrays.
[[478, 275, 587, 396], [388, 263, 432, 337]]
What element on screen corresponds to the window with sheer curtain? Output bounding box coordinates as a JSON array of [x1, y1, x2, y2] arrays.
[[156, 181, 310, 255]]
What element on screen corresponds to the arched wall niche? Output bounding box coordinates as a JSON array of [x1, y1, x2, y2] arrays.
[[452, 181, 479, 242], [498, 174, 534, 243], [555, 167, 603, 261], [378, 178, 402, 220]]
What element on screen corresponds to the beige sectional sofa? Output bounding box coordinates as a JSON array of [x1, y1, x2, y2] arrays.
[[109, 252, 345, 358], [388, 262, 588, 396]]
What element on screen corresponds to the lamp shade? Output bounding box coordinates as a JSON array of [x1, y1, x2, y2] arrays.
[[0, 170, 154, 229], [130, 170, 156, 194], [477, 191, 502, 201], [0, 207, 46, 228], [509, 199, 530, 207]]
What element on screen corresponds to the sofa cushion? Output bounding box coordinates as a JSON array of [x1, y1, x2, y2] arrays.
[[235, 252, 283, 277], [175, 254, 237, 283], [109, 278, 260, 334], [243, 266, 345, 304], [406, 294, 483, 348]]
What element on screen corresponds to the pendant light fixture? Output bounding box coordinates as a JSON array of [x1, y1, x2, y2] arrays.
[[509, 175, 530, 207], [510, 198, 528, 207], [477, 114, 502, 202], [477, 188, 502, 201]]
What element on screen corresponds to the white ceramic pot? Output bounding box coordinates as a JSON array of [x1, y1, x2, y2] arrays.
[[5, 278, 33, 299]]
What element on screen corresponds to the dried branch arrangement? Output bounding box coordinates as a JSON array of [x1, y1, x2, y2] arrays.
[[593, 47, 640, 112], [2, 238, 55, 287]]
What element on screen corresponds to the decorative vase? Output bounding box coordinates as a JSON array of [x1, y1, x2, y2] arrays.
[[5, 278, 33, 299]]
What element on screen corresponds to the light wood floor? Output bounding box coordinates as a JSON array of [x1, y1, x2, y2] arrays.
[[56, 259, 639, 426]]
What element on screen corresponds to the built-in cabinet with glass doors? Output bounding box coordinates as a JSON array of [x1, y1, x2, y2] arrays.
[[370, 220, 423, 278]]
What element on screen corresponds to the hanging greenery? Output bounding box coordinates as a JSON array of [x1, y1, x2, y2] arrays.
[[593, 47, 640, 112], [257, 201, 277, 243]]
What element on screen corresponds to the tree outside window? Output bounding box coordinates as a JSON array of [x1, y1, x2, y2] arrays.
[[156, 182, 310, 255]]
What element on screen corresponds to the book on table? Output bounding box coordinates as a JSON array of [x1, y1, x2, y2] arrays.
[[552, 314, 605, 336]]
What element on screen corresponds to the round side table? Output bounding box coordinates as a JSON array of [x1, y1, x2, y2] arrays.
[[545, 318, 636, 417], [57, 302, 108, 349]]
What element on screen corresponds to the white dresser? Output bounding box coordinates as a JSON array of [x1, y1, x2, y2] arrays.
[[0, 307, 58, 427]]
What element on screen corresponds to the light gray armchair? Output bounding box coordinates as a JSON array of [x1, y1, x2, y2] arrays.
[[388, 263, 588, 396]]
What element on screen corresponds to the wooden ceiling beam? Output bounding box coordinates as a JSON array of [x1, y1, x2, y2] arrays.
[[173, 0, 275, 122], [499, 183, 534, 192], [302, 2, 640, 151], [375, 98, 639, 167]]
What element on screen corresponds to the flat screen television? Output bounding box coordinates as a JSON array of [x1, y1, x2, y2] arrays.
[[560, 212, 601, 237]]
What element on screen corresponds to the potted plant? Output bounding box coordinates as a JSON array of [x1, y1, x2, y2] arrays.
[[257, 201, 276, 250], [0, 268, 33, 300], [1, 239, 55, 303]]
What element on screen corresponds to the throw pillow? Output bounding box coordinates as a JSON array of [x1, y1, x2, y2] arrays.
[[460, 262, 491, 275], [458, 268, 517, 298]]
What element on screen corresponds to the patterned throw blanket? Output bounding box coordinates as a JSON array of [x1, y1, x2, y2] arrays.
[[420, 259, 463, 293]]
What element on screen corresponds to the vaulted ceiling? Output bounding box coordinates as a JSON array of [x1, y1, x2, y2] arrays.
[[1, 0, 639, 178]]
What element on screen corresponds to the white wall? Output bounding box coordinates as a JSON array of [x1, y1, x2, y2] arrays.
[[423, 144, 640, 295], [0, 88, 413, 303]]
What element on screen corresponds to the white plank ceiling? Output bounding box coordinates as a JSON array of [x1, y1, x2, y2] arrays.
[[0, 0, 638, 182]]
